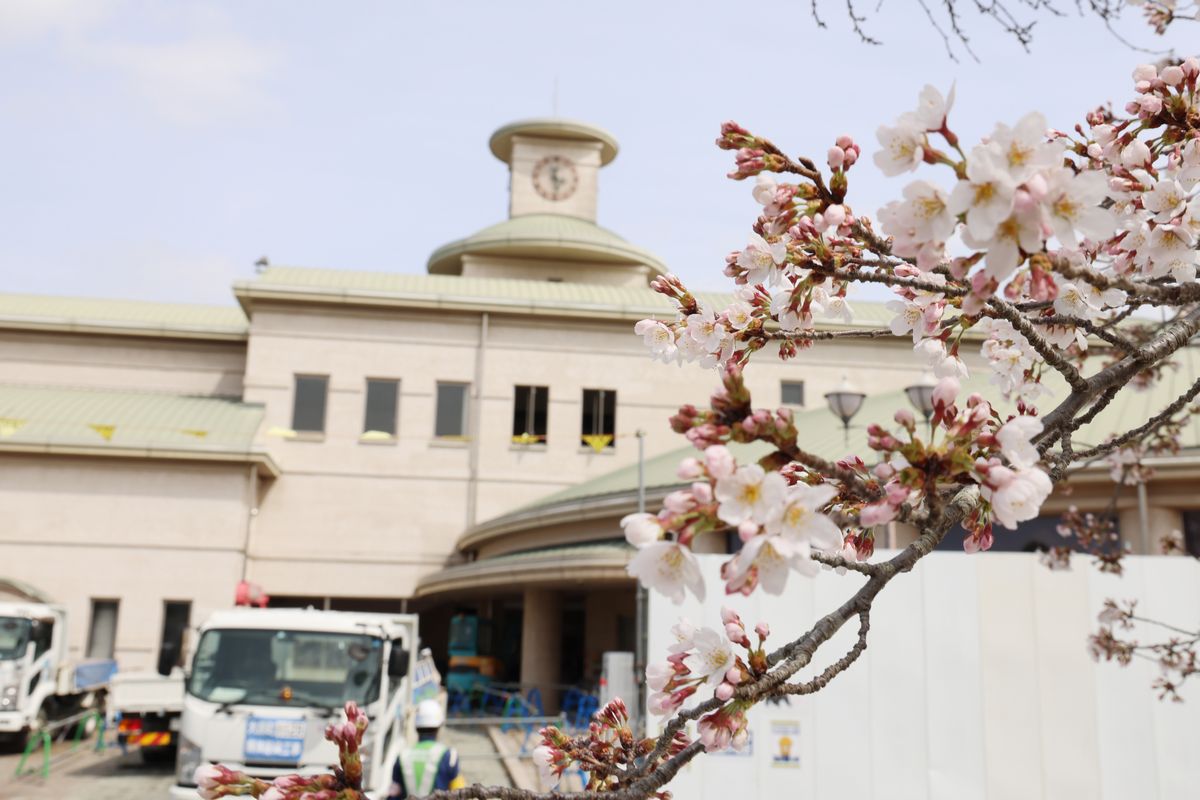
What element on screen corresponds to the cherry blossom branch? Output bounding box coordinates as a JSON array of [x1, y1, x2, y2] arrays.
[[769, 612, 871, 696], [1072, 376, 1200, 461]]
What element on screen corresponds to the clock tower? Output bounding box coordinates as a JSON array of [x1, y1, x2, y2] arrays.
[[489, 118, 616, 221], [425, 118, 665, 287]]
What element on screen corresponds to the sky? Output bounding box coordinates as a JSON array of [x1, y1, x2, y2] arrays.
[[0, 0, 1196, 307]]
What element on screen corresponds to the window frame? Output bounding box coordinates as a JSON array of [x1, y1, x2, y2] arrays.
[[86, 598, 120, 661], [580, 388, 617, 450], [362, 377, 401, 441], [512, 385, 549, 445], [434, 381, 471, 440], [291, 374, 330, 435], [781, 380, 806, 407]]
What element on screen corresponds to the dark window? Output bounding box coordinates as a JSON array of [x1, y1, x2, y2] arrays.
[[86, 599, 119, 660], [581, 389, 616, 448], [292, 375, 329, 433], [1183, 511, 1200, 557], [781, 380, 805, 406], [512, 386, 549, 443], [363, 379, 400, 437], [435, 383, 469, 438], [159, 601, 191, 671], [31, 619, 53, 659]]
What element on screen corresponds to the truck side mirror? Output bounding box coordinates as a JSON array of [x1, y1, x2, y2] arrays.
[[388, 647, 409, 678], [156, 641, 180, 677]]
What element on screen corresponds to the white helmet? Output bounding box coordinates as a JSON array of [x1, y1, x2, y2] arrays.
[[414, 699, 445, 729]]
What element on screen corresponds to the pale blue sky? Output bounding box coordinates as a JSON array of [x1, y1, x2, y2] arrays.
[[0, 1, 1193, 306]]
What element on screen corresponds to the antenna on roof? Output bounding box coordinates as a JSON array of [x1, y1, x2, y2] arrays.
[[254, 256, 269, 274]]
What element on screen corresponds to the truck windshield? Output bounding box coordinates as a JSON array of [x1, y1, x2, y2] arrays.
[[186, 629, 384, 709], [0, 617, 32, 660]]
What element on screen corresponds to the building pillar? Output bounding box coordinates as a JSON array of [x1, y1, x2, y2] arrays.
[[1145, 505, 1185, 554], [520, 588, 561, 711]]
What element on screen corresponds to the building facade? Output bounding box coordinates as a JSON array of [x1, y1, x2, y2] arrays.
[[2, 119, 1197, 701]]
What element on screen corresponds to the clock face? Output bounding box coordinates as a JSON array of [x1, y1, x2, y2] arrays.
[[531, 155, 579, 202]]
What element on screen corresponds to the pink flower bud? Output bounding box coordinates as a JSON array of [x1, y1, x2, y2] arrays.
[[725, 622, 743, 642], [1161, 65, 1185, 86], [725, 666, 742, 684], [843, 148, 858, 166], [859, 501, 897, 527], [894, 408, 915, 427], [827, 146, 845, 170], [691, 481, 713, 504], [715, 681, 734, 701], [1132, 64, 1157, 82], [754, 621, 770, 639], [835, 134, 854, 149], [720, 606, 740, 625], [737, 520, 759, 542], [932, 376, 959, 409], [677, 458, 703, 480], [1183, 57, 1200, 79]]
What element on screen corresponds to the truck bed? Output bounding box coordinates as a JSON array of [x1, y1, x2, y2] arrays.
[[110, 670, 185, 715]]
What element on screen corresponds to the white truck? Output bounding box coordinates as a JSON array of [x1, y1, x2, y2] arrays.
[[0, 601, 115, 748], [167, 608, 426, 800], [110, 668, 185, 761]]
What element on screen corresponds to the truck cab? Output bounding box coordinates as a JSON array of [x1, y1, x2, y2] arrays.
[[0, 601, 110, 746], [169, 608, 421, 799]]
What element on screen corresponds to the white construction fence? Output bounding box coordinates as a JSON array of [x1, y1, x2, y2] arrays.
[[647, 552, 1200, 800]]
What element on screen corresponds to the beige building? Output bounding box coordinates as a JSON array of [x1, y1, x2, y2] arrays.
[[2, 119, 1198, 701]]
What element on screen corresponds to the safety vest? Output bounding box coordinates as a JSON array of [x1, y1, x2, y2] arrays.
[[399, 740, 450, 797]]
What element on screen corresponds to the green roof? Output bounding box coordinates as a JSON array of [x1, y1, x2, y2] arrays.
[[507, 345, 1200, 516], [238, 266, 896, 326], [426, 214, 668, 276], [0, 293, 247, 339], [0, 384, 266, 454]]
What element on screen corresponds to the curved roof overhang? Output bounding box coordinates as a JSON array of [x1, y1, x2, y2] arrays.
[[426, 225, 667, 278], [413, 544, 634, 600], [489, 118, 619, 166]]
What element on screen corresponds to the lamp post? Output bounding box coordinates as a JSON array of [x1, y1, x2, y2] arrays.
[[824, 375, 866, 444], [904, 372, 938, 430]]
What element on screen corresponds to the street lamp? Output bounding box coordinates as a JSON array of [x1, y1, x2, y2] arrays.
[[824, 375, 866, 443], [904, 372, 938, 422]]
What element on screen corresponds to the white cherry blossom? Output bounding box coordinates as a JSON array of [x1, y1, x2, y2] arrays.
[[620, 512, 663, 547], [996, 415, 1043, 469], [949, 146, 1016, 241], [634, 319, 677, 362], [913, 83, 955, 131], [988, 112, 1062, 183], [715, 464, 787, 525], [626, 541, 705, 604], [683, 627, 735, 687], [1043, 169, 1114, 247], [874, 114, 926, 177], [768, 483, 842, 552], [1143, 179, 1189, 223], [736, 232, 787, 284]]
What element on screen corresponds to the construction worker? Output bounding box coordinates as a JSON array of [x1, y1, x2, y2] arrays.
[[387, 699, 465, 799]]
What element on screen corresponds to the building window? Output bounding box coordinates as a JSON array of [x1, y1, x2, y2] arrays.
[[363, 379, 400, 438], [292, 375, 329, 433], [435, 382, 469, 439], [781, 380, 805, 406], [581, 389, 616, 449], [86, 599, 119, 660], [1183, 511, 1200, 557], [31, 618, 53, 659], [512, 386, 549, 444], [159, 601, 190, 672]]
